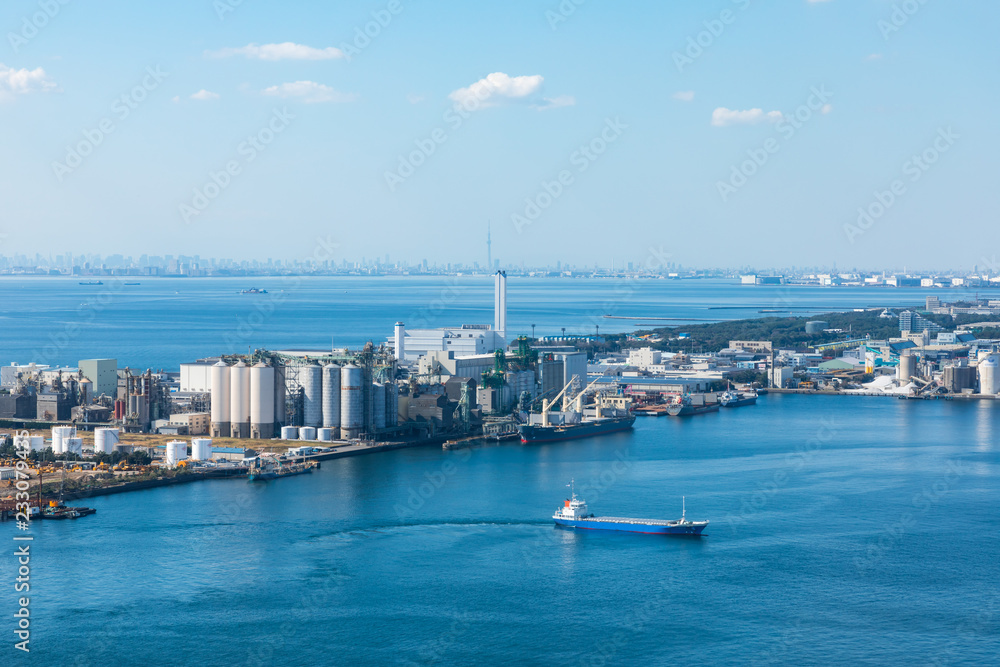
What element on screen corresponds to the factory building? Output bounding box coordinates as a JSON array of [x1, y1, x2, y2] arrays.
[[79, 358, 118, 398]]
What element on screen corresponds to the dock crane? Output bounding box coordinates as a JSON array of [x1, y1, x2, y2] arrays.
[[538, 375, 580, 427]]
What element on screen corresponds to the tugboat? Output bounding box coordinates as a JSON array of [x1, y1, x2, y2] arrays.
[[719, 389, 758, 408], [666, 394, 720, 417], [553, 481, 708, 536], [247, 456, 314, 481]]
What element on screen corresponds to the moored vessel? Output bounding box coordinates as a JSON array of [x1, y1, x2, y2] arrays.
[[719, 390, 758, 408], [666, 394, 720, 417]]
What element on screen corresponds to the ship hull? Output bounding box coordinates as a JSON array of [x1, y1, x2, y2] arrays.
[[554, 518, 706, 535], [666, 404, 719, 417], [721, 396, 757, 408], [519, 416, 635, 444]]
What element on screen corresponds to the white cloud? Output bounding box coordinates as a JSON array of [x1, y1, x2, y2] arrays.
[[0, 63, 57, 99], [711, 107, 783, 127], [207, 42, 344, 61], [190, 89, 220, 101], [673, 91, 695, 102], [448, 72, 545, 109], [534, 95, 575, 111], [261, 81, 357, 104]]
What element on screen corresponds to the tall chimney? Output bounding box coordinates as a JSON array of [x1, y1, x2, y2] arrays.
[[394, 322, 406, 363], [494, 270, 507, 341]]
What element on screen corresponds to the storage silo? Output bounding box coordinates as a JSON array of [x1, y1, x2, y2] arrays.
[[281, 425, 299, 440], [230, 361, 250, 438], [317, 427, 334, 442], [898, 352, 917, 382], [978, 354, 1000, 395], [322, 364, 341, 434], [165, 440, 188, 466], [250, 362, 275, 439], [273, 364, 286, 428], [372, 383, 386, 430], [384, 382, 398, 427], [94, 427, 119, 455], [299, 426, 317, 441], [191, 438, 213, 461], [340, 364, 363, 439], [210, 360, 231, 437], [301, 363, 322, 428]]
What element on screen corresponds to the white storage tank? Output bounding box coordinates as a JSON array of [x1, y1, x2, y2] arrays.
[[978, 354, 1000, 395], [372, 383, 386, 430], [65, 437, 83, 456], [29, 436, 45, 452], [301, 363, 322, 429], [384, 382, 398, 427], [230, 361, 250, 438], [299, 426, 317, 441], [317, 427, 334, 442], [340, 364, 363, 439], [51, 426, 74, 454], [322, 364, 341, 432], [165, 440, 188, 467], [250, 362, 275, 439], [281, 426, 299, 440], [210, 360, 231, 437], [191, 438, 213, 461], [94, 427, 120, 455], [897, 352, 917, 382]]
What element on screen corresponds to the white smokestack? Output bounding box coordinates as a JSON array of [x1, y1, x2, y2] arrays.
[[494, 270, 507, 341], [394, 322, 405, 363]]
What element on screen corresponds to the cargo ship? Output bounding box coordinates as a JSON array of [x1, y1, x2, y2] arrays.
[[553, 482, 708, 536], [247, 457, 315, 481], [519, 414, 635, 444], [719, 390, 758, 408], [666, 394, 719, 416]]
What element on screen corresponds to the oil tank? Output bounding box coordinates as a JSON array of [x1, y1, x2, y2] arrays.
[[299, 426, 317, 441], [280, 425, 299, 440], [65, 437, 83, 456], [322, 364, 341, 434], [165, 440, 188, 466], [897, 352, 917, 382], [250, 362, 275, 439], [384, 382, 398, 427], [372, 383, 386, 430], [317, 427, 334, 442], [94, 427, 119, 455], [301, 363, 322, 428], [29, 436, 44, 452], [978, 354, 1000, 395], [340, 364, 363, 439], [51, 426, 74, 454], [191, 438, 213, 461], [210, 360, 231, 437], [230, 361, 250, 438]]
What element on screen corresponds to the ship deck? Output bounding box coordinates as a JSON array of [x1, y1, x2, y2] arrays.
[[581, 516, 700, 527]]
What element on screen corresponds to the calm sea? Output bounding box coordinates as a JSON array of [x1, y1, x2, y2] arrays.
[[4, 394, 998, 665], [0, 276, 984, 370]]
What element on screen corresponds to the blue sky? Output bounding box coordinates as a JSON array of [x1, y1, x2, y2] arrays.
[[0, 0, 996, 270]]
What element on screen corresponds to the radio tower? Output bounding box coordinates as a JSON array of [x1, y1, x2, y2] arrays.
[[487, 220, 492, 271]]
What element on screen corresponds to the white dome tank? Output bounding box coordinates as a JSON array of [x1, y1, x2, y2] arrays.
[[301, 363, 322, 429], [299, 426, 317, 441], [191, 438, 213, 461], [165, 440, 188, 466], [340, 364, 363, 439], [94, 427, 120, 455], [281, 426, 299, 440], [322, 364, 341, 432], [230, 361, 250, 438], [317, 427, 334, 442], [250, 362, 275, 439]]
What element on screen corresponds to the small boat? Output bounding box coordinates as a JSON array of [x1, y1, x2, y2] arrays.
[[247, 456, 315, 481], [240, 287, 268, 294], [666, 395, 719, 417], [39, 503, 97, 520], [720, 390, 758, 408], [78, 281, 103, 285], [553, 482, 708, 536]]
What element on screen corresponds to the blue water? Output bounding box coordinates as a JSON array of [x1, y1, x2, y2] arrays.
[[5, 394, 998, 665], [0, 276, 985, 370]]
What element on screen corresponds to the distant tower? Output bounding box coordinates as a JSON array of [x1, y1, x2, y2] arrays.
[[487, 221, 492, 271], [494, 270, 507, 341]]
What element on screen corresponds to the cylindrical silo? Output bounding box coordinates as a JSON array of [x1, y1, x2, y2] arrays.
[[317, 427, 334, 442], [299, 426, 317, 441], [897, 352, 917, 382], [372, 383, 386, 430], [978, 354, 1000, 395], [94, 427, 119, 455], [250, 362, 275, 439], [273, 364, 286, 427], [340, 364, 363, 439], [210, 360, 231, 437], [322, 364, 341, 435], [301, 363, 322, 428], [281, 425, 299, 440], [191, 438, 213, 461], [230, 361, 250, 438], [384, 382, 398, 427]]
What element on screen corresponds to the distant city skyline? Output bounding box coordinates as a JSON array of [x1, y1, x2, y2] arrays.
[[1, 1, 997, 267]]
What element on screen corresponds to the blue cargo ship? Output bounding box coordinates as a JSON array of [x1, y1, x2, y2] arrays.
[[553, 483, 708, 536]]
